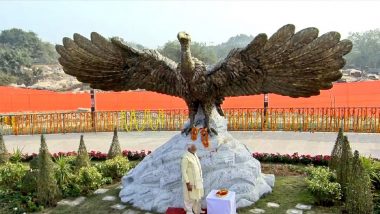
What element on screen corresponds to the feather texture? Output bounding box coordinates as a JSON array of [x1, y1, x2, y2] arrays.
[[56, 33, 183, 96], [207, 24, 352, 98]]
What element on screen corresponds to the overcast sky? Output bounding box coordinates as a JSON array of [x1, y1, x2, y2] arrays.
[[0, 0, 379, 48]]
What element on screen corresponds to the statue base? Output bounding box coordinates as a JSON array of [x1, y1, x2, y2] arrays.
[[119, 107, 274, 213]]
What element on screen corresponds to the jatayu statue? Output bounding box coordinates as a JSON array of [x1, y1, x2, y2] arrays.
[[56, 24, 352, 135]]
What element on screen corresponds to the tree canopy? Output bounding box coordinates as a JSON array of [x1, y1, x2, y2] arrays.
[[0, 28, 58, 85], [345, 29, 380, 70], [158, 34, 253, 65]]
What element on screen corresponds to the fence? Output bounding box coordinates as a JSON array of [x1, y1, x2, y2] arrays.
[[1, 107, 380, 135]]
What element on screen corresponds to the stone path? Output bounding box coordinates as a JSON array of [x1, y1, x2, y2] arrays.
[[57, 196, 86, 207], [249, 202, 313, 214], [94, 188, 109, 194]]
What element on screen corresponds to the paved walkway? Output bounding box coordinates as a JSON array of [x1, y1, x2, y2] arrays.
[[3, 131, 380, 157]]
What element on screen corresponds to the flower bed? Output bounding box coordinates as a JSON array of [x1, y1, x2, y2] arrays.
[[19, 150, 329, 166], [253, 152, 330, 166], [20, 150, 152, 162]]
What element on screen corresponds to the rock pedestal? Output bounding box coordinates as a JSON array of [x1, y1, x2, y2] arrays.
[[120, 107, 274, 213]]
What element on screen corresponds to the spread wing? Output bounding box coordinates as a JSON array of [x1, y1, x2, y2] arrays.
[[207, 24, 353, 98], [56, 32, 184, 97]]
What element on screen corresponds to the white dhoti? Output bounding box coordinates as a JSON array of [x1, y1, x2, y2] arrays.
[[181, 151, 204, 214]]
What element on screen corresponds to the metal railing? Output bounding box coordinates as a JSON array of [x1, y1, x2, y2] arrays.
[[1, 107, 379, 135]]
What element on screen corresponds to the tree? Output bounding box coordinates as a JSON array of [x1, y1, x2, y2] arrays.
[[0, 28, 58, 86], [159, 41, 218, 64], [336, 136, 353, 200], [345, 150, 373, 214], [212, 34, 253, 60], [0, 132, 10, 164], [75, 135, 90, 170], [36, 135, 61, 206], [0, 28, 58, 64], [329, 128, 344, 171], [108, 128, 122, 159], [345, 29, 380, 70]]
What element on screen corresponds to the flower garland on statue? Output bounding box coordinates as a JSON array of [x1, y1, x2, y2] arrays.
[[191, 127, 209, 148]]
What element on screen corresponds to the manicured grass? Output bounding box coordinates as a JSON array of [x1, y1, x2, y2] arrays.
[[42, 183, 150, 214], [41, 175, 340, 214], [239, 176, 341, 214]]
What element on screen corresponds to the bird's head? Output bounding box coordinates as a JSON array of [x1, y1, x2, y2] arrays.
[[177, 32, 191, 46]]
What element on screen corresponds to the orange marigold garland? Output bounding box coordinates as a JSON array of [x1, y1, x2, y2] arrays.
[[191, 127, 198, 141], [200, 128, 209, 148]]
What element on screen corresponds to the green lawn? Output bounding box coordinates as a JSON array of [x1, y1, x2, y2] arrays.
[[239, 176, 340, 214], [40, 175, 340, 214]]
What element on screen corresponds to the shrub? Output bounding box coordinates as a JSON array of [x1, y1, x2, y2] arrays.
[[336, 136, 353, 199], [75, 135, 90, 170], [53, 155, 81, 197], [0, 190, 43, 213], [305, 166, 341, 206], [0, 132, 10, 164], [55, 156, 73, 187], [10, 147, 24, 163], [108, 128, 122, 159], [97, 155, 130, 180], [0, 162, 27, 190], [36, 135, 61, 206], [329, 128, 344, 171], [21, 170, 38, 194], [76, 166, 104, 195], [360, 156, 380, 190], [345, 150, 374, 214]]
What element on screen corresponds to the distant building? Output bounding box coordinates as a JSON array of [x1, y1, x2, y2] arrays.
[[349, 69, 362, 77], [368, 74, 379, 80]]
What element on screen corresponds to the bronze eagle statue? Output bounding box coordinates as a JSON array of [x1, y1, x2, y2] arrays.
[[56, 24, 352, 135]]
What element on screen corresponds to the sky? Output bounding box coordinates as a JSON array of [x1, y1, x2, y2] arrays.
[[0, 0, 379, 48]]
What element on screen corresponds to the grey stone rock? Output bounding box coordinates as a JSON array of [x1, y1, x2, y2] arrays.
[[122, 209, 140, 214], [266, 202, 280, 208], [249, 208, 266, 213], [120, 108, 274, 213], [286, 209, 303, 214], [295, 203, 312, 210], [102, 196, 117, 201], [94, 188, 109, 194], [111, 204, 127, 210], [57, 196, 86, 207], [263, 174, 275, 188]]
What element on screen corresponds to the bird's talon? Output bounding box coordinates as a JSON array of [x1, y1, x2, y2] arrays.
[[181, 127, 192, 136], [207, 127, 218, 136]]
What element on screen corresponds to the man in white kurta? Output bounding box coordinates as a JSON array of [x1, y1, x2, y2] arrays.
[[181, 144, 204, 214]]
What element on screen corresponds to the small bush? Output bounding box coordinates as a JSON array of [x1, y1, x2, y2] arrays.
[[0, 162, 27, 190], [329, 128, 344, 171], [345, 150, 373, 214], [0, 190, 43, 213], [36, 135, 61, 206], [361, 156, 380, 190], [75, 135, 90, 170], [336, 136, 353, 199], [53, 156, 81, 197], [0, 133, 10, 164], [21, 170, 38, 194], [29, 156, 39, 170], [76, 166, 104, 195], [305, 166, 341, 206], [108, 128, 122, 159], [10, 147, 24, 163], [97, 155, 129, 180]]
